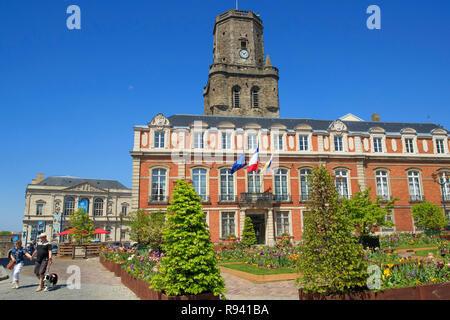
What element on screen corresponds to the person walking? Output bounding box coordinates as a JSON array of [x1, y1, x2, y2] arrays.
[[9, 240, 33, 289], [31, 233, 53, 292]]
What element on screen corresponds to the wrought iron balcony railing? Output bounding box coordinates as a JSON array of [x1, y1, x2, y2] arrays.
[[410, 194, 425, 203], [148, 195, 169, 204], [273, 194, 292, 202], [218, 194, 238, 203], [240, 192, 274, 203]]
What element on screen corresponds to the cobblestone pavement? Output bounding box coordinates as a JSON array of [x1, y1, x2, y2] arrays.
[[222, 273, 299, 300], [0, 257, 139, 300], [1, 257, 298, 300]]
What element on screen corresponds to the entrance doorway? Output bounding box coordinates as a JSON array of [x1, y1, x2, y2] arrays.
[[247, 213, 266, 244]]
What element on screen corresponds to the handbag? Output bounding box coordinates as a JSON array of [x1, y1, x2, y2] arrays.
[[6, 260, 15, 270]]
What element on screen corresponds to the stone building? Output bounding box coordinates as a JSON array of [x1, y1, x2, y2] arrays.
[[22, 174, 132, 244], [130, 9, 450, 245]]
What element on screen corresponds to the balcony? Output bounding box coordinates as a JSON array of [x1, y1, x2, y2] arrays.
[[410, 195, 425, 203], [442, 194, 450, 203], [378, 194, 392, 202], [148, 195, 169, 205], [218, 194, 238, 204], [273, 194, 292, 203], [240, 192, 274, 203]]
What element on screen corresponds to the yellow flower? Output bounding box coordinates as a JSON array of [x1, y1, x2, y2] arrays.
[[387, 264, 394, 268], [383, 268, 391, 278]]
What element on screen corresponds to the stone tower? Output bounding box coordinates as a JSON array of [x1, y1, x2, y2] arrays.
[[203, 9, 280, 118]]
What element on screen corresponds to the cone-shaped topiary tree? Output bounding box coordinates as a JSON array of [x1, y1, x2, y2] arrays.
[[241, 216, 257, 246], [296, 166, 368, 295], [150, 180, 226, 297]]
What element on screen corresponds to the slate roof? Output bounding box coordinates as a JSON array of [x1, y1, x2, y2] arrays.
[[36, 176, 130, 190], [167, 114, 447, 135]]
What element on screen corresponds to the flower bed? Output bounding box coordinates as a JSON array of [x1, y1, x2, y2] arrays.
[[380, 232, 445, 250]]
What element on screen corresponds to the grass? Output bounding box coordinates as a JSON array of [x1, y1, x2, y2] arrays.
[[381, 243, 440, 250], [413, 249, 445, 258], [220, 263, 298, 275]]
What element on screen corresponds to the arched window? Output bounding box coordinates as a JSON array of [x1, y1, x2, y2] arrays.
[[274, 169, 289, 201], [375, 171, 390, 200], [151, 168, 167, 201], [300, 169, 312, 201], [193, 168, 207, 201], [335, 170, 349, 199], [220, 169, 234, 201], [251, 87, 259, 108], [64, 197, 75, 216], [232, 86, 241, 108], [94, 198, 104, 216]]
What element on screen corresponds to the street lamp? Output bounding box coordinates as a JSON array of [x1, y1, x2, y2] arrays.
[[432, 171, 450, 222]]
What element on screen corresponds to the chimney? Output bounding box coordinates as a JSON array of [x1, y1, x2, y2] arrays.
[[371, 113, 381, 122], [32, 173, 45, 185]]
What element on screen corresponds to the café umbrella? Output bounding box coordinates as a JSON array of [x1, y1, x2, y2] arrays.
[[94, 228, 110, 234], [56, 228, 89, 236]]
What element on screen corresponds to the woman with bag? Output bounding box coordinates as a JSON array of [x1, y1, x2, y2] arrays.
[[9, 240, 33, 289]]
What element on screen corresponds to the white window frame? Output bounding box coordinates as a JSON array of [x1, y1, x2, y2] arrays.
[[154, 131, 165, 149], [94, 198, 104, 216], [335, 169, 350, 199], [299, 135, 309, 151], [192, 168, 208, 201], [375, 170, 390, 201], [150, 168, 168, 201], [275, 211, 291, 238], [36, 203, 44, 216], [334, 135, 343, 152], [247, 133, 258, 151], [381, 211, 396, 234], [373, 137, 383, 153], [408, 170, 423, 201], [219, 168, 235, 201], [436, 139, 445, 154], [247, 171, 261, 193], [299, 168, 312, 201], [193, 132, 205, 149], [220, 211, 237, 239], [274, 168, 290, 201], [273, 134, 284, 151], [221, 132, 232, 150]]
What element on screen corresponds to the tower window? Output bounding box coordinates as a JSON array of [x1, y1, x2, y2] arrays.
[[251, 87, 259, 108], [241, 41, 247, 49], [232, 86, 241, 108]]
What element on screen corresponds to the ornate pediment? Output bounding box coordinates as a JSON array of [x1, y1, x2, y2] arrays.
[[400, 128, 417, 135], [431, 128, 448, 136], [148, 113, 170, 130], [369, 126, 385, 134], [328, 120, 348, 135], [64, 182, 106, 193], [294, 123, 313, 132]]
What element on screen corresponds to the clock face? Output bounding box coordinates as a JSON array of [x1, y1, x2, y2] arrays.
[[239, 49, 249, 59]]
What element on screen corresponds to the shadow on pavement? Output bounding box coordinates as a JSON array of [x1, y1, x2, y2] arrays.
[[0, 258, 36, 268]]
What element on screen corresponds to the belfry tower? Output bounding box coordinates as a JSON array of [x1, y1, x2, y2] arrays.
[[203, 9, 280, 118]]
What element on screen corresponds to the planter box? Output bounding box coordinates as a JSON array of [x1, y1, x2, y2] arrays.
[[113, 263, 123, 277], [298, 282, 450, 300], [161, 292, 220, 300], [99, 256, 114, 272]]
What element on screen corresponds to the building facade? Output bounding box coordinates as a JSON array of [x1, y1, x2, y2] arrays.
[[22, 174, 132, 244], [130, 9, 450, 245]]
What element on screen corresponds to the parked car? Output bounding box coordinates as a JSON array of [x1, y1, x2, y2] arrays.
[[110, 242, 121, 248]]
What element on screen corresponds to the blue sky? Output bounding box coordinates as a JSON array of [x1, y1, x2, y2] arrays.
[[0, 1, 449, 231]]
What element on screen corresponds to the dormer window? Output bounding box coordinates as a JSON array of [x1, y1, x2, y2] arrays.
[[436, 139, 445, 154], [374, 138, 383, 153], [405, 138, 414, 153], [154, 131, 165, 148]]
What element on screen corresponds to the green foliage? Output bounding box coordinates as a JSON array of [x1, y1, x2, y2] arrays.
[[412, 202, 448, 232], [150, 180, 226, 297], [0, 231, 11, 235], [341, 188, 397, 237], [68, 209, 95, 244], [241, 217, 257, 246], [296, 166, 368, 295], [126, 209, 165, 250]]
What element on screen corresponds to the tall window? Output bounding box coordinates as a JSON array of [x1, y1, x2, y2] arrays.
[[94, 198, 104, 216], [276, 212, 290, 237], [194, 132, 204, 149], [334, 136, 343, 151], [151, 169, 167, 201], [64, 197, 75, 216], [221, 212, 235, 238], [408, 171, 422, 201], [299, 135, 308, 151], [36, 203, 43, 216], [232, 86, 241, 108], [248, 134, 258, 150], [121, 204, 128, 216], [274, 134, 283, 151], [436, 139, 445, 154], [375, 170, 390, 200], [222, 132, 231, 150], [405, 138, 414, 153], [154, 131, 165, 148], [300, 169, 312, 201], [193, 168, 207, 201], [220, 169, 234, 201], [335, 170, 349, 199], [248, 171, 261, 193], [440, 173, 450, 202], [274, 169, 289, 201], [251, 87, 259, 108], [373, 138, 383, 153]]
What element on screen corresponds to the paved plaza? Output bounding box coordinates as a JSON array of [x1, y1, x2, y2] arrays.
[[0, 257, 299, 300]]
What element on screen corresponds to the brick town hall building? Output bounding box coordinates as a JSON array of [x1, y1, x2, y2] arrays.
[[130, 9, 450, 245]]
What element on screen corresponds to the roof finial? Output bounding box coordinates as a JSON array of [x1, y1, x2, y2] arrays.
[[265, 55, 272, 67]]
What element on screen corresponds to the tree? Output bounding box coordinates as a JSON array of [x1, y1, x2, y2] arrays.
[[341, 188, 397, 237], [126, 209, 165, 249], [150, 180, 226, 297], [241, 217, 257, 246], [296, 166, 367, 295], [412, 202, 448, 232], [68, 209, 95, 244]]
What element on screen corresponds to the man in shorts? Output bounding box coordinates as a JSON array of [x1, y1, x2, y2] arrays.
[[31, 233, 53, 292]]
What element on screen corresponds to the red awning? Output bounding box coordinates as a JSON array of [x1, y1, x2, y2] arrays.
[[56, 228, 76, 236], [94, 228, 110, 234]]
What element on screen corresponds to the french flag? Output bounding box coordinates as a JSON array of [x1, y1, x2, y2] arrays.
[[247, 147, 259, 172]]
